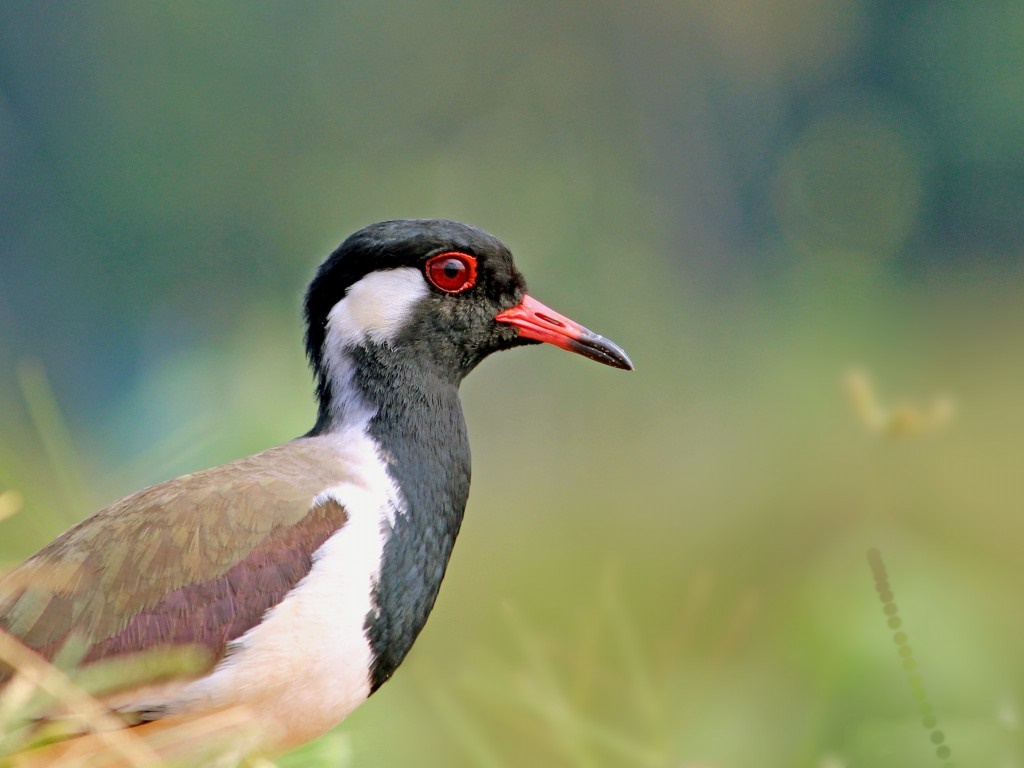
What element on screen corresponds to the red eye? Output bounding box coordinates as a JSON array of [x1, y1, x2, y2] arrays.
[[425, 252, 478, 294]]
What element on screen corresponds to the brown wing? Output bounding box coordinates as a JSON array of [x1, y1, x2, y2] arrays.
[[0, 440, 350, 689]]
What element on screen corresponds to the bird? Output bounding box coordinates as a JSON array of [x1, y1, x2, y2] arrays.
[[0, 219, 632, 760]]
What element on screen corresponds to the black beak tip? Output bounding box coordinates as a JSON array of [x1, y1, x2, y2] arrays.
[[615, 350, 635, 372], [573, 333, 635, 371]]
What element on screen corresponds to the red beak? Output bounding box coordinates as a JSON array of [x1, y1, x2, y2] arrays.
[[495, 295, 633, 371]]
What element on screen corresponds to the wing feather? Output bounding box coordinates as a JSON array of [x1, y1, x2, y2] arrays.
[[0, 440, 351, 691]]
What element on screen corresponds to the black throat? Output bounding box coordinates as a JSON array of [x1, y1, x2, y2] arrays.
[[310, 342, 472, 692]]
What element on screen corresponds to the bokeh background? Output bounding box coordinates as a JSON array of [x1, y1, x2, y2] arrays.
[[2, 2, 1023, 766]]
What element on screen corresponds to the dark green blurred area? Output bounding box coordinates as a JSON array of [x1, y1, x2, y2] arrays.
[[1, 2, 1023, 766]]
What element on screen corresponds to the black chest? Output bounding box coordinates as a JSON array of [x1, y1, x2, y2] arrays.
[[355, 356, 472, 691]]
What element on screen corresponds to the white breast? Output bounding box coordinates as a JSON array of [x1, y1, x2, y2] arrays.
[[131, 429, 401, 750]]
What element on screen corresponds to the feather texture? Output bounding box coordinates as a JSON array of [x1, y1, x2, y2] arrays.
[[0, 438, 355, 692]]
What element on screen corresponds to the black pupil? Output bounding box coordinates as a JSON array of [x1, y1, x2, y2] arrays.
[[443, 260, 462, 280]]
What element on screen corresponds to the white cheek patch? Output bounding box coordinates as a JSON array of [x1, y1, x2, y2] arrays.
[[320, 267, 430, 429], [326, 267, 430, 347]]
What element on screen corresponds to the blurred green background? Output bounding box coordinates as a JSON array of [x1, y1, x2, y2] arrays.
[[1, 2, 1023, 766]]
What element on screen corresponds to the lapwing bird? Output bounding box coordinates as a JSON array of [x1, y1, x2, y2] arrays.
[[0, 219, 632, 759]]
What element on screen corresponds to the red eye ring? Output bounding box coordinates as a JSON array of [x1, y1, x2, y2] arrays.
[[425, 252, 478, 294]]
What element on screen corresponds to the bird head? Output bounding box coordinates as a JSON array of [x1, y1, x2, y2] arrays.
[[304, 219, 632, 427]]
